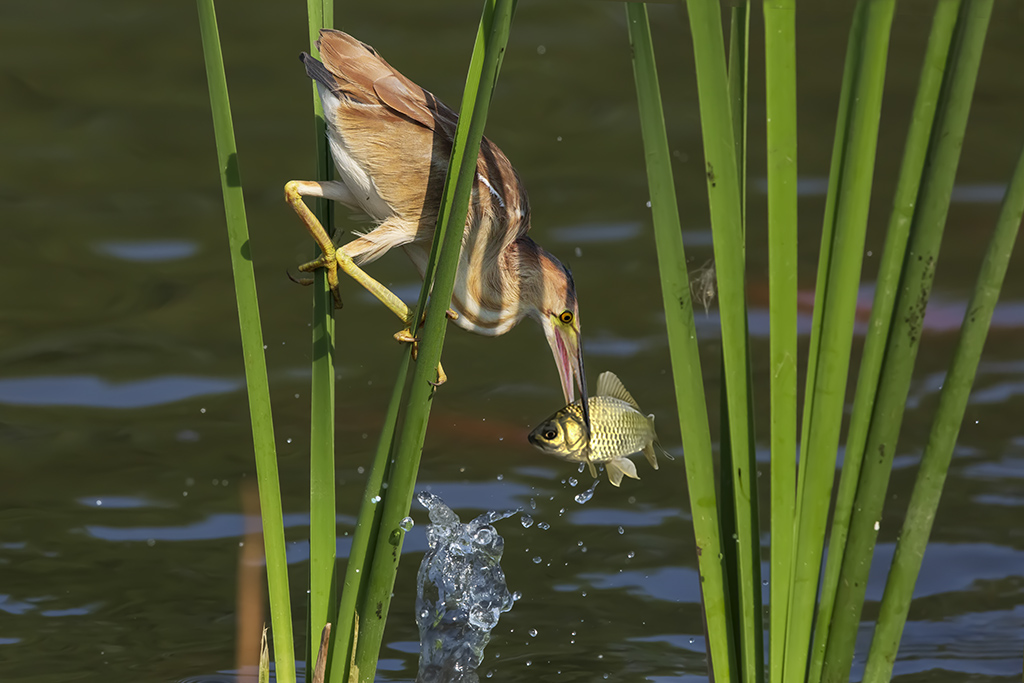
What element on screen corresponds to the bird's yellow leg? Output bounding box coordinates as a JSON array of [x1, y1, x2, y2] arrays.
[[284, 180, 449, 385]]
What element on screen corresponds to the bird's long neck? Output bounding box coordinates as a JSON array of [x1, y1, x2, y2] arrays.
[[444, 234, 555, 337]]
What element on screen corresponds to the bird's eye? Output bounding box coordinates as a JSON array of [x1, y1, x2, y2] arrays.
[[543, 429, 557, 440], [559, 310, 574, 325]]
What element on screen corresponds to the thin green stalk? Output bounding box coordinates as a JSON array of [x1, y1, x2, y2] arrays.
[[863, 140, 1024, 683], [785, 2, 895, 682], [196, 2, 295, 681], [793, 0, 866, 516], [625, 6, 736, 682], [762, 3, 798, 683], [352, 3, 516, 680], [728, 2, 750, 222], [328, 351, 411, 683], [806, 3, 962, 680], [305, 0, 338, 667], [683, 1, 762, 680], [720, 0, 750, 659], [821, 4, 994, 680]]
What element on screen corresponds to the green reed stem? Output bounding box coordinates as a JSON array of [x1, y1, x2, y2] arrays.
[[683, 1, 762, 680], [304, 0, 338, 668], [863, 138, 1024, 683], [820, 4, 993, 680], [806, 3, 962, 680], [786, 3, 895, 682], [351, 3, 515, 680], [762, 3, 798, 682], [196, 3, 295, 681], [624, 5, 736, 681], [328, 351, 411, 683]]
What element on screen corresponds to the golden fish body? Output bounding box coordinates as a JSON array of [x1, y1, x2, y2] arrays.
[[528, 372, 659, 486]]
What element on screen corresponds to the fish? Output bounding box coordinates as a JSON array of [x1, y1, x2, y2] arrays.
[[527, 371, 659, 486]]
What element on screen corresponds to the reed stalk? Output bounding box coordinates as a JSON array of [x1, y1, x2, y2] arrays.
[[350, 3, 516, 680], [624, 5, 736, 681], [682, 1, 762, 680], [761, 4, 798, 683], [863, 139, 1024, 683], [328, 352, 411, 682], [783, 4, 894, 682], [196, 2, 295, 681], [806, 2, 962, 679], [820, 4, 994, 680], [304, 0, 339, 667]]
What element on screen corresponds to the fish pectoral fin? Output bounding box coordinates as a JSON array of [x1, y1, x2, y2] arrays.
[[595, 371, 641, 411], [644, 442, 659, 470], [587, 461, 598, 479], [606, 457, 640, 487]]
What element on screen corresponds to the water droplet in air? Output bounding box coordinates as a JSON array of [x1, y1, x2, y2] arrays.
[[512, 591, 522, 601], [627, 551, 635, 559], [526, 660, 532, 667], [568, 477, 578, 487], [371, 496, 381, 504], [521, 514, 534, 528], [529, 628, 538, 637], [497, 474, 504, 481], [617, 526, 625, 535], [530, 498, 537, 510], [537, 522, 550, 531], [577, 463, 586, 474], [532, 556, 542, 564], [399, 517, 414, 532]]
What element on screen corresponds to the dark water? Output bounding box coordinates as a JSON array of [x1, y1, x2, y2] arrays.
[[2, 2, 1023, 681]]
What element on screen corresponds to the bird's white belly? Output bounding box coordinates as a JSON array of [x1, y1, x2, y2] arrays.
[[318, 87, 393, 222]]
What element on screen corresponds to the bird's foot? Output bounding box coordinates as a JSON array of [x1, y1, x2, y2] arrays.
[[297, 247, 344, 309], [392, 329, 446, 387]]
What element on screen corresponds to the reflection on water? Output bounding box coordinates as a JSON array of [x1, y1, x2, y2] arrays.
[[2, 1, 1023, 682]]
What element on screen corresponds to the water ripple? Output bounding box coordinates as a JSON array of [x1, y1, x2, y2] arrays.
[[0, 374, 242, 408], [93, 239, 199, 262]]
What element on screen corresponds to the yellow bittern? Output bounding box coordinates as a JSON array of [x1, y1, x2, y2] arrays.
[[285, 29, 589, 415]]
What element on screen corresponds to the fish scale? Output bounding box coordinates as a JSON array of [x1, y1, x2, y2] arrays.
[[528, 371, 660, 486]]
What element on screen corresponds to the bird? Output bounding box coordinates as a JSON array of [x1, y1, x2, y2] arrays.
[[284, 28, 588, 414]]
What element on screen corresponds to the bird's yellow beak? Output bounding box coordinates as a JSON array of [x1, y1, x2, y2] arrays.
[[545, 316, 590, 431]]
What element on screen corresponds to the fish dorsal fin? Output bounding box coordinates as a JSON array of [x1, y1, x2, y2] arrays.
[[596, 371, 640, 410]]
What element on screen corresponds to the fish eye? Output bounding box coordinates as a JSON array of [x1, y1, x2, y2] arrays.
[[559, 310, 573, 325], [542, 429, 557, 440]]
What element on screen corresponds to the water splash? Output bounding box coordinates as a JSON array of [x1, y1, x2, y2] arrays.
[[574, 478, 600, 504], [415, 492, 518, 683]]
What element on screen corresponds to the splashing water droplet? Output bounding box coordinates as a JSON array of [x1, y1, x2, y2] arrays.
[[537, 522, 550, 531], [574, 477, 600, 504], [521, 514, 534, 529], [371, 495, 381, 504], [512, 591, 522, 601], [532, 556, 542, 564], [399, 517, 414, 532], [529, 498, 537, 510], [627, 551, 635, 559], [617, 526, 625, 535], [568, 477, 578, 487], [529, 628, 538, 637], [577, 463, 586, 473]]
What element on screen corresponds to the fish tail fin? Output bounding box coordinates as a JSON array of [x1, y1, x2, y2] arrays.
[[606, 457, 639, 487], [645, 414, 660, 469]]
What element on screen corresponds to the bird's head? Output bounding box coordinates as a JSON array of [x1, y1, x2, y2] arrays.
[[535, 258, 590, 430]]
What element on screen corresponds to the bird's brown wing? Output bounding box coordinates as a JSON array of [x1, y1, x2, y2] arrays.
[[315, 29, 458, 138], [314, 29, 532, 247]]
